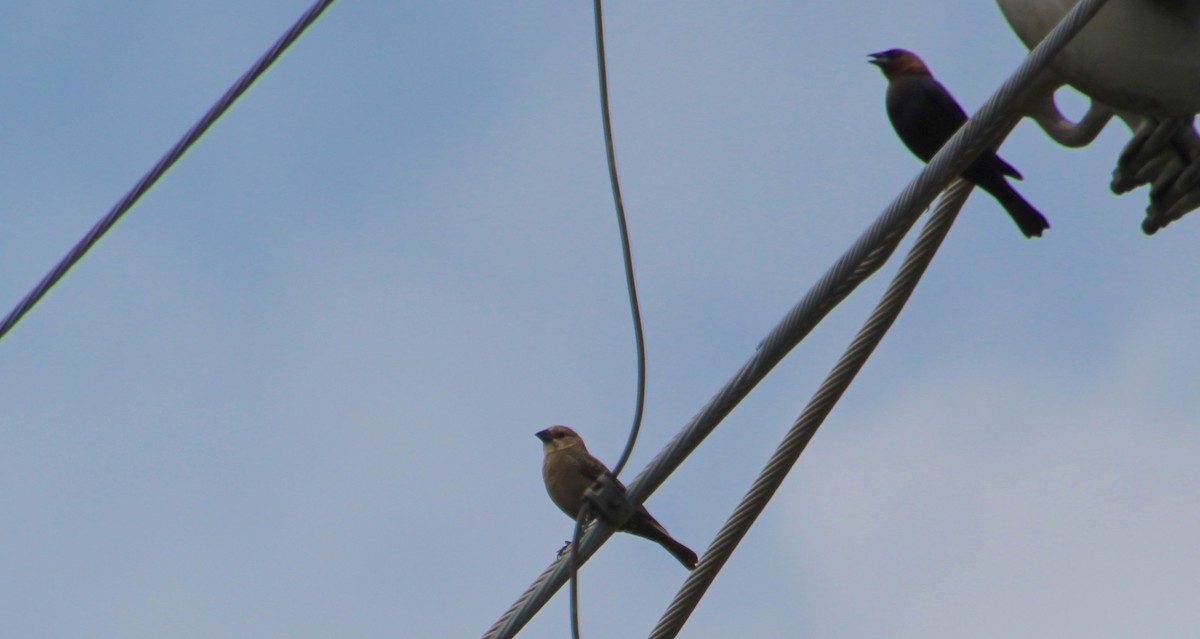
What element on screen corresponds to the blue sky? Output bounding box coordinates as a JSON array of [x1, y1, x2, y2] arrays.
[[3, 2, 1198, 637]]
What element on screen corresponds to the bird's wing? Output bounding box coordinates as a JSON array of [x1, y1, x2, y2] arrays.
[[920, 78, 970, 127], [886, 77, 969, 162], [578, 453, 619, 486]]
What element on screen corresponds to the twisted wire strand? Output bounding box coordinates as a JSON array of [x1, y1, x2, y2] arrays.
[[649, 178, 972, 638], [0, 0, 338, 344], [482, 1, 1112, 636]]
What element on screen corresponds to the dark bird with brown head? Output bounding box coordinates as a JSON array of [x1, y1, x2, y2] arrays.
[[868, 48, 1050, 238], [535, 425, 698, 570]]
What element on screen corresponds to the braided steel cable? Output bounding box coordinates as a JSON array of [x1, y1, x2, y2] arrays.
[[0, 0, 337, 344], [649, 178, 972, 638]]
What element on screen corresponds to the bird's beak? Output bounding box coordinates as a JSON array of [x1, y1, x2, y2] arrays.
[[535, 429, 550, 442], [867, 52, 886, 67]]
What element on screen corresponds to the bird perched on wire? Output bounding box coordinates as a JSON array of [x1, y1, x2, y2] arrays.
[[868, 48, 1050, 238], [536, 425, 698, 570]]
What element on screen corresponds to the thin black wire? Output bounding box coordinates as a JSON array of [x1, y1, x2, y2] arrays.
[[568, 2, 646, 637], [594, 0, 645, 480], [0, 0, 338, 344], [569, 507, 589, 639]]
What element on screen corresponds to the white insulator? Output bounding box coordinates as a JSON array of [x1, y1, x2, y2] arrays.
[[998, 0, 1200, 117]]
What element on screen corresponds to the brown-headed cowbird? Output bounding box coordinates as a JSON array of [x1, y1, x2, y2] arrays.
[[869, 48, 1050, 238], [536, 425, 698, 570]]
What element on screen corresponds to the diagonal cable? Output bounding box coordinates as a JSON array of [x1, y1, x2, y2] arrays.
[[650, 178, 971, 638], [0, 0, 337, 344]]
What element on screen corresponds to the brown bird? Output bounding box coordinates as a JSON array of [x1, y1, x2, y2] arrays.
[[869, 48, 1050, 238], [536, 425, 698, 570]]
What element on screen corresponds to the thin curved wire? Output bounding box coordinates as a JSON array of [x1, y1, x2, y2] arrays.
[[649, 178, 972, 638], [568, 3, 645, 636], [0, 0, 338, 344], [565, 2, 647, 635], [594, 0, 646, 480], [481, 1, 1112, 636], [569, 507, 590, 639]]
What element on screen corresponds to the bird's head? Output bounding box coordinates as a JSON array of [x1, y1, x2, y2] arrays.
[[535, 425, 586, 454], [868, 49, 930, 80]]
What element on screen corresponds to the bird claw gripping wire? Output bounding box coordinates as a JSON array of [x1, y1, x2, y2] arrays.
[[583, 475, 635, 527], [548, 474, 634, 558]]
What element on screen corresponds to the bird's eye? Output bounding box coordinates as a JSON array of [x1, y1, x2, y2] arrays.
[[554, 432, 564, 439]]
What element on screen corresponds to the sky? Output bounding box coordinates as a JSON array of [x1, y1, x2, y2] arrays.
[[3, 2, 1198, 638]]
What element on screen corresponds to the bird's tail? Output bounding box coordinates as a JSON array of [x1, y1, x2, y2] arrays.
[[625, 513, 699, 570], [978, 177, 1050, 238], [656, 533, 700, 570]]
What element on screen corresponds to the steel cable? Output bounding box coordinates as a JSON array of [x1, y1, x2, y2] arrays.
[[649, 178, 971, 638], [0, 0, 337, 343]]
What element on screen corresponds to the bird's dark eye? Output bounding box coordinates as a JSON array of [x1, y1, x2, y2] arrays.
[[554, 432, 564, 439]]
